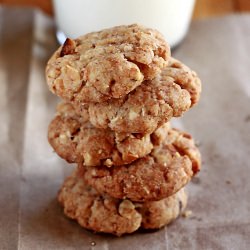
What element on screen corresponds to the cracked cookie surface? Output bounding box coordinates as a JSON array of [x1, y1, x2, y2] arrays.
[[80, 57, 201, 134], [79, 127, 201, 202], [48, 102, 170, 166], [46, 24, 170, 103], [164, 57, 201, 106], [58, 170, 187, 236]]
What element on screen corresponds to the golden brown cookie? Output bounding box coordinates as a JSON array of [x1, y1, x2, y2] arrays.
[[79, 128, 201, 202], [58, 170, 187, 236], [48, 102, 170, 166], [46, 24, 170, 103], [80, 57, 201, 134], [164, 57, 201, 106]]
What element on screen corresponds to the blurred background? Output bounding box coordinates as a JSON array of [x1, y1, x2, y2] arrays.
[[1, 0, 250, 19], [1, 0, 250, 48]]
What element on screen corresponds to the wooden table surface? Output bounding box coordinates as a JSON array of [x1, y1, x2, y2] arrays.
[[1, 0, 250, 18]]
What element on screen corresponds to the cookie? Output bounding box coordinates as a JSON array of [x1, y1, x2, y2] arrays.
[[48, 102, 170, 166], [58, 170, 187, 236], [79, 57, 200, 134], [164, 58, 201, 106], [46, 24, 170, 103], [79, 128, 201, 202]]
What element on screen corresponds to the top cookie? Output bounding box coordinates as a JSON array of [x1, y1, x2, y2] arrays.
[[46, 24, 170, 103]]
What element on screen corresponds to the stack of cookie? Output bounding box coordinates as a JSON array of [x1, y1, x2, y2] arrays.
[[46, 24, 201, 236]]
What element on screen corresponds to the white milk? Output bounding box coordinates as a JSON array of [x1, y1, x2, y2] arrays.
[[53, 0, 195, 47]]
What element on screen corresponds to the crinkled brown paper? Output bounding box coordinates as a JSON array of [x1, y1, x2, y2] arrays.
[[0, 7, 250, 250]]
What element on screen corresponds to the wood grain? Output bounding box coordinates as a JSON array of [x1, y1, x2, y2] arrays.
[[236, 0, 250, 11], [193, 0, 236, 19], [0, 0, 53, 15]]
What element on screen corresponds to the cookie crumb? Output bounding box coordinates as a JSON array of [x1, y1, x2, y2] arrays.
[[195, 140, 202, 147], [182, 210, 193, 218], [191, 176, 201, 184], [91, 241, 96, 246]]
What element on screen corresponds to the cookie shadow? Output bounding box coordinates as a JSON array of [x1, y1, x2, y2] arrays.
[[21, 197, 170, 248]]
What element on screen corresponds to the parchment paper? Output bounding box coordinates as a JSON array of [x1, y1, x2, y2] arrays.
[[0, 7, 250, 250]]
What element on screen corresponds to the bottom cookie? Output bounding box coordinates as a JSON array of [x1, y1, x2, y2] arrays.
[[58, 170, 187, 236]]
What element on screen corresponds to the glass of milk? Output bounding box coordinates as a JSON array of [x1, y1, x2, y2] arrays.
[[53, 0, 196, 47]]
